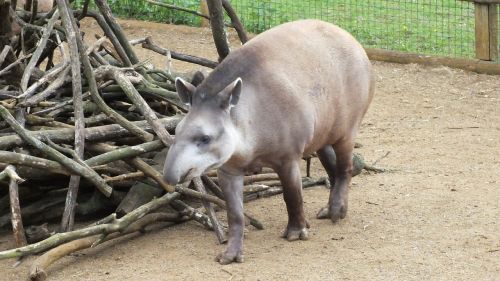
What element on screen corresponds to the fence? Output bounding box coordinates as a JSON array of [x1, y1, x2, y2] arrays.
[[230, 0, 499, 61], [72, 0, 499, 69]]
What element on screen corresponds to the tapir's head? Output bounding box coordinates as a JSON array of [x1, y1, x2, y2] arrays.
[[162, 76, 242, 185]]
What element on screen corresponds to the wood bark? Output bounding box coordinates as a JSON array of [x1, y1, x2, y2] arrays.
[[0, 105, 113, 197], [0, 192, 180, 260], [222, 0, 248, 44], [206, 0, 230, 60], [8, 165, 28, 247]]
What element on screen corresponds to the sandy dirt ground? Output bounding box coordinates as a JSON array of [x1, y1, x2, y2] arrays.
[[0, 19, 499, 281]]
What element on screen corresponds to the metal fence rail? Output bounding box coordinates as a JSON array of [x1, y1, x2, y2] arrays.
[[231, 0, 480, 59]]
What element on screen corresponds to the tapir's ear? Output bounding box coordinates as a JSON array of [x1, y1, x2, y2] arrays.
[[175, 77, 196, 105], [190, 70, 206, 87], [218, 77, 242, 110]]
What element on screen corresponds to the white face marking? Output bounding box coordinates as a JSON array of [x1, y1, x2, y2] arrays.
[[163, 111, 237, 184]]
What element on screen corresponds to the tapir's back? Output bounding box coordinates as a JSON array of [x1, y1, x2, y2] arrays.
[[199, 20, 373, 156]]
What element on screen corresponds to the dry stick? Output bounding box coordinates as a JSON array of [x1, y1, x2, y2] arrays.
[[20, 9, 60, 92], [17, 63, 69, 101], [175, 184, 263, 230], [145, 0, 210, 19], [0, 165, 25, 182], [192, 177, 227, 243], [28, 211, 187, 281], [56, 0, 85, 232], [170, 200, 214, 230], [86, 142, 174, 192], [104, 171, 144, 183], [0, 52, 31, 78], [0, 140, 163, 177], [21, 66, 71, 107], [0, 151, 71, 175], [0, 192, 181, 260], [80, 10, 131, 66], [206, 0, 230, 61], [142, 36, 218, 69], [77, 0, 90, 20], [85, 64, 154, 142], [85, 140, 164, 166], [96, 65, 228, 242], [8, 165, 28, 248], [94, 0, 139, 64], [221, 0, 248, 44], [243, 173, 279, 185], [0, 105, 113, 197], [0, 115, 181, 150], [32, 92, 91, 115], [0, 45, 12, 66], [244, 177, 329, 203], [201, 175, 224, 199], [95, 65, 172, 146]]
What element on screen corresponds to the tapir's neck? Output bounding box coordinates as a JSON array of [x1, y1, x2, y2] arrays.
[[221, 111, 253, 172]]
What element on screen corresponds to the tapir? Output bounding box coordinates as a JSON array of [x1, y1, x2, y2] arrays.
[[163, 19, 374, 264]]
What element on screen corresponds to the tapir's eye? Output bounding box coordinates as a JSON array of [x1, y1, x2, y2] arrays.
[[199, 135, 211, 145]]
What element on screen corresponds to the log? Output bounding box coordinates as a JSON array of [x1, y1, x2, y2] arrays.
[[94, 0, 139, 64], [0, 115, 182, 150], [206, 0, 230, 61], [56, 0, 85, 232], [222, 0, 248, 44], [141, 37, 218, 68], [366, 48, 500, 75], [28, 212, 186, 281], [0, 105, 113, 197], [8, 165, 28, 247], [94, 65, 173, 146], [0, 192, 181, 260], [192, 177, 226, 244]]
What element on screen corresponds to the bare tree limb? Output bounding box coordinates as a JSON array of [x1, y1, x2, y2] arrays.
[[0, 192, 181, 260], [0, 105, 113, 197], [206, 0, 230, 60]]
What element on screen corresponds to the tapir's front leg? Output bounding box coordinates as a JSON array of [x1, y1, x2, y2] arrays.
[[215, 169, 245, 264]]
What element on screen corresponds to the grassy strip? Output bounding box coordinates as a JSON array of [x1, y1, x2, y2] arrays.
[[73, 0, 479, 58]]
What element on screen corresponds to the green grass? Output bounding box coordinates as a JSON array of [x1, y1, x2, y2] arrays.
[[230, 0, 477, 58], [73, 0, 202, 25], [73, 0, 478, 58]]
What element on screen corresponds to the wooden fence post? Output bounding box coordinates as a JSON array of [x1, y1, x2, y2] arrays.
[[474, 2, 499, 61], [488, 4, 498, 60]]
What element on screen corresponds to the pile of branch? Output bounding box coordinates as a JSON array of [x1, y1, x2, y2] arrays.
[[0, 0, 384, 280]]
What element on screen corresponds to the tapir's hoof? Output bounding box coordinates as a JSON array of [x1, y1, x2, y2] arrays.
[[281, 227, 309, 241], [316, 204, 347, 223], [215, 251, 244, 265]]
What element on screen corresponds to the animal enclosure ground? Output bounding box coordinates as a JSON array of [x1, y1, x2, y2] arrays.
[[0, 19, 499, 281]]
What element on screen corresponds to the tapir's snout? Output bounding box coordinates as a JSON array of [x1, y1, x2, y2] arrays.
[[162, 167, 180, 186], [162, 143, 199, 185], [162, 148, 182, 185]]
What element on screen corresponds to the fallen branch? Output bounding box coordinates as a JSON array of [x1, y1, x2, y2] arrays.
[[0, 192, 181, 260], [141, 37, 218, 68], [0, 115, 182, 150], [146, 0, 209, 19], [0, 105, 113, 197], [28, 211, 187, 281]]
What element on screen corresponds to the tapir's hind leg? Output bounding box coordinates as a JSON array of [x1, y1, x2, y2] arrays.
[[316, 138, 354, 222], [276, 159, 309, 241]]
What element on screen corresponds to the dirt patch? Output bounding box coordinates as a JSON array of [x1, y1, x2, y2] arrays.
[[1, 19, 499, 281]]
